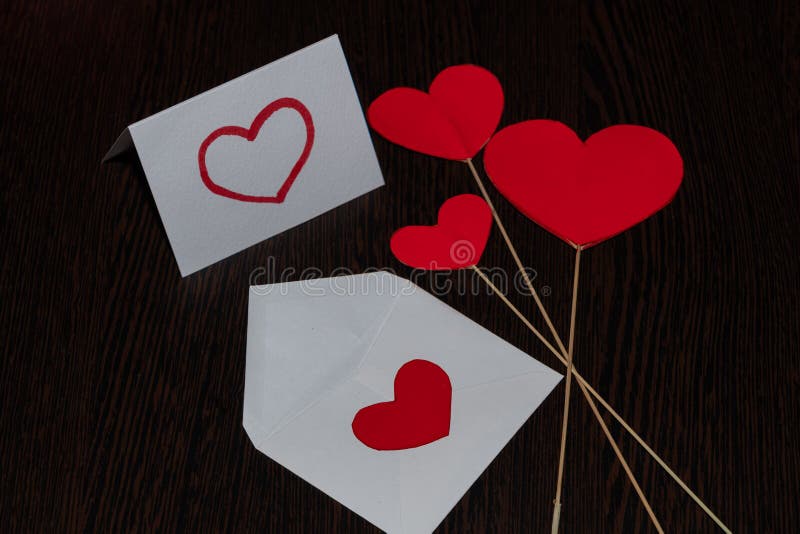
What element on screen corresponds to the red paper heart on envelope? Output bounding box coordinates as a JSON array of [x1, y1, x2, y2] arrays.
[[484, 120, 683, 246], [352, 359, 452, 451], [367, 65, 504, 160], [198, 97, 314, 203], [390, 194, 492, 270]]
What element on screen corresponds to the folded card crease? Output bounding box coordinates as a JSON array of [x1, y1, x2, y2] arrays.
[[102, 128, 133, 162]]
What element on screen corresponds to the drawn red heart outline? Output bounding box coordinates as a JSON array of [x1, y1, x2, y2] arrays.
[[352, 359, 452, 451], [197, 97, 315, 203]]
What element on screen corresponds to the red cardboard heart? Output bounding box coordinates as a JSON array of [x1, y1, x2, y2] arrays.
[[198, 97, 314, 203], [352, 359, 452, 451], [367, 65, 504, 160], [484, 120, 683, 247], [390, 194, 492, 270]]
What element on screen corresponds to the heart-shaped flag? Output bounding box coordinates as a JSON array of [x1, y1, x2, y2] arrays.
[[367, 65, 504, 160], [484, 120, 683, 246], [352, 359, 452, 451], [391, 194, 492, 270], [198, 97, 314, 203]]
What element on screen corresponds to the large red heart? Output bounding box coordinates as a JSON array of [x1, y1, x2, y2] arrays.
[[352, 359, 452, 451], [197, 97, 314, 203], [484, 120, 683, 247], [390, 194, 492, 270], [367, 65, 504, 160]]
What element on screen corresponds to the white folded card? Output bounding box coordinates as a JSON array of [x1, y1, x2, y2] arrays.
[[105, 35, 384, 276], [244, 272, 561, 533]]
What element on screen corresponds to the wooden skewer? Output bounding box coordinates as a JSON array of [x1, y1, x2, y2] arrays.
[[551, 246, 582, 533], [477, 260, 729, 532], [464, 159, 731, 533], [466, 159, 570, 356], [466, 159, 660, 529], [470, 266, 664, 533]]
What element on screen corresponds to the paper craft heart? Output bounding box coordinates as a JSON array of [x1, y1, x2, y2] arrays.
[[390, 194, 492, 270], [352, 359, 452, 451], [484, 120, 683, 246], [367, 65, 504, 160], [198, 97, 314, 203]]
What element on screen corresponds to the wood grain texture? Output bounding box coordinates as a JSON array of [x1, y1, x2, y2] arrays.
[[1, 0, 798, 531]]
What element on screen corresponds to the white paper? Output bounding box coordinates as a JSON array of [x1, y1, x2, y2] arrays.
[[105, 35, 384, 276], [244, 272, 562, 533]]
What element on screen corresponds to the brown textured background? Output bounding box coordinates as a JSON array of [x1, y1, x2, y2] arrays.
[[1, 1, 798, 532]]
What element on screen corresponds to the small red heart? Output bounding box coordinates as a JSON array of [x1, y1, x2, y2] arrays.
[[352, 359, 452, 451], [390, 194, 492, 270], [484, 120, 683, 247], [367, 65, 504, 160], [198, 97, 314, 203]]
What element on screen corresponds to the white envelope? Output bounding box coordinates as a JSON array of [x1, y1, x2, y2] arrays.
[[105, 35, 383, 276], [244, 272, 561, 533]]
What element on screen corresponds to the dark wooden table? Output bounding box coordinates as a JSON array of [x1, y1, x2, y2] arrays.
[[2, 1, 798, 532]]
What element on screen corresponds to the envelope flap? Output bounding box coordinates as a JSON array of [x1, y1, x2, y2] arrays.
[[243, 273, 401, 449], [355, 279, 560, 394]]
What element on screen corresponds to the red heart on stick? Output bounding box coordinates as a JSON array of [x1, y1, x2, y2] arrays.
[[198, 97, 314, 203], [367, 65, 504, 160], [484, 120, 683, 247], [390, 194, 492, 270], [352, 359, 452, 451]]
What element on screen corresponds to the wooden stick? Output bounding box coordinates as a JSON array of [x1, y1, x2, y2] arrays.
[[466, 159, 570, 358], [467, 160, 659, 528], [470, 266, 664, 533], [470, 262, 732, 532], [551, 246, 582, 533], [577, 376, 732, 534], [465, 160, 731, 532]]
